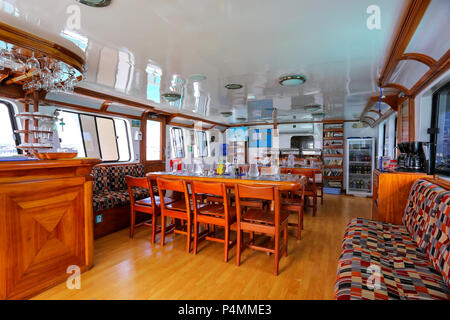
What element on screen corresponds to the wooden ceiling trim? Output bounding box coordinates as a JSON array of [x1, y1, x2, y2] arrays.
[[410, 49, 450, 96], [378, 0, 431, 85], [400, 52, 436, 68], [168, 122, 194, 129], [0, 83, 24, 99], [42, 99, 141, 120], [371, 109, 396, 128], [100, 101, 112, 112], [360, 94, 400, 121], [74, 87, 155, 111], [366, 110, 383, 118], [167, 113, 227, 127], [0, 22, 86, 73], [382, 83, 410, 96]]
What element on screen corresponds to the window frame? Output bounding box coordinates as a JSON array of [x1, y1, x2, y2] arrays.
[[170, 127, 185, 159], [58, 109, 131, 163], [429, 81, 450, 176], [0, 100, 21, 155], [195, 130, 208, 158]]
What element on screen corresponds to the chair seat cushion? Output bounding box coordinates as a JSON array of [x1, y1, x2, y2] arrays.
[[93, 188, 150, 212], [242, 208, 289, 225], [342, 218, 427, 260], [335, 218, 450, 300]]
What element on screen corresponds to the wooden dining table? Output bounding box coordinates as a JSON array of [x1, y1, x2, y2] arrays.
[[146, 171, 305, 191]]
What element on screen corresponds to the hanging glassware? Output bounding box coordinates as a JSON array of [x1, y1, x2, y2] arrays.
[[26, 52, 40, 72]]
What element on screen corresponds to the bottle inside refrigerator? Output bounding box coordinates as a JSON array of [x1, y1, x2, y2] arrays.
[[346, 138, 375, 196]]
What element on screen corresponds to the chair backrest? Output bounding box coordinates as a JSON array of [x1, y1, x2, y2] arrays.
[[287, 168, 316, 188], [156, 178, 190, 213], [125, 175, 156, 207], [191, 181, 230, 220], [235, 184, 281, 228]]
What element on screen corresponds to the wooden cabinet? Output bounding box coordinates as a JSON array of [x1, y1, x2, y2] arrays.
[[372, 169, 431, 224], [0, 158, 100, 299]]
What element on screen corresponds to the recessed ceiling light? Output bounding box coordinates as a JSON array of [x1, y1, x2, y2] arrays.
[[220, 112, 233, 117], [190, 74, 207, 82], [77, 0, 111, 7], [279, 74, 306, 87], [236, 117, 247, 121], [225, 83, 243, 90], [161, 92, 182, 102], [304, 89, 321, 95]]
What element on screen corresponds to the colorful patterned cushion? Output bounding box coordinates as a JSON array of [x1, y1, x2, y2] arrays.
[[403, 180, 447, 250], [425, 192, 450, 288], [342, 218, 427, 260], [92, 166, 109, 194], [107, 164, 145, 191], [335, 245, 450, 300], [93, 188, 150, 212]]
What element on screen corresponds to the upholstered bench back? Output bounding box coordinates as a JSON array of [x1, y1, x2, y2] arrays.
[[403, 179, 450, 288], [92, 164, 145, 194]]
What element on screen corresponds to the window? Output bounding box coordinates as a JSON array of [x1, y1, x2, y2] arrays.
[[146, 120, 161, 160], [0, 101, 19, 157], [115, 119, 131, 162], [58, 110, 131, 162], [430, 82, 450, 176], [194, 131, 208, 157], [171, 127, 184, 158], [96, 117, 119, 161], [58, 111, 86, 157]]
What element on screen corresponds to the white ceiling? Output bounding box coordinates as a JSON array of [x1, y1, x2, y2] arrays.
[[0, 0, 423, 123]]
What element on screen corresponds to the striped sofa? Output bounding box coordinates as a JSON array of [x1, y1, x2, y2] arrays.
[[335, 179, 450, 300]]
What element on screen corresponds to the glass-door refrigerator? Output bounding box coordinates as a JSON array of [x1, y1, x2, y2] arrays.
[[346, 138, 375, 196]]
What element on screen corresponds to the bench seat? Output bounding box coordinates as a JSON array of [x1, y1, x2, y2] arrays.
[[335, 179, 450, 300], [336, 218, 449, 300]]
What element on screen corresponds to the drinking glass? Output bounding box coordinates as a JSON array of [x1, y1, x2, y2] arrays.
[[26, 52, 40, 72]]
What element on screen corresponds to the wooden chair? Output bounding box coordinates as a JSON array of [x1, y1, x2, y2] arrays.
[[191, 181, 236, 262], [281, 175, 307, 240], [283, 168, 317, 216], [157, 178, 193, 253], [125, 175, 175, 243], [235, 184, 288, 275], [315, 171, 324, 205]]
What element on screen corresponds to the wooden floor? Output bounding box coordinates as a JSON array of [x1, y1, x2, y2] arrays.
[[33, 194, 372, 300]]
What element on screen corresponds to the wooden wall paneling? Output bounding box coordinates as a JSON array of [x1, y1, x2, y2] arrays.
[[372, 170, 431, 225], [0, 159, 100, 299]]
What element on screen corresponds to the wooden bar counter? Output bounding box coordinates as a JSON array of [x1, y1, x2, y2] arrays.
[[372, 169, 432, 225], [0, 158, 100, 300]]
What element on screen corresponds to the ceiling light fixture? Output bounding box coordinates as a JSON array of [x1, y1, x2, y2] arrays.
[[236, 117, 247, 121], [279, 74, 306, 87], [311, 112, 325, 118], [161, 92, 182, 102], [77, 0, 112, 7], [190, 74, 207, 82], [220, 112, 233, 117], [225, 83, 243, 90]]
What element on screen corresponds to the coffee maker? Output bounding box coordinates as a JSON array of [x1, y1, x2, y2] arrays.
[[397, 142, 428, 172]]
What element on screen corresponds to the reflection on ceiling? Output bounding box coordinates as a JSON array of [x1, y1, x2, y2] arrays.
[[1, 0, 445, 124]]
